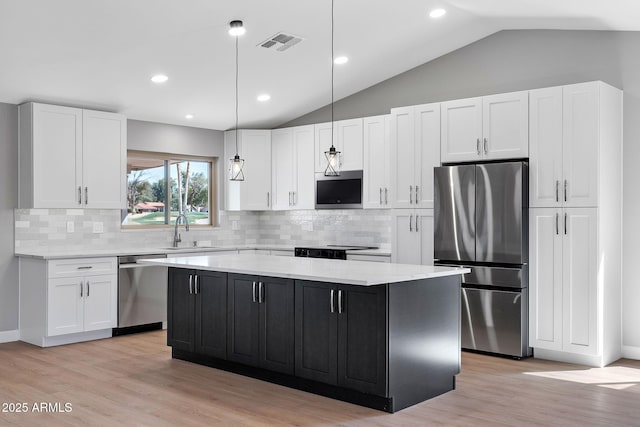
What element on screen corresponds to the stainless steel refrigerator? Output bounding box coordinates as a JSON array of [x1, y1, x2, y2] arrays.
[[434, 161, 531, 358]]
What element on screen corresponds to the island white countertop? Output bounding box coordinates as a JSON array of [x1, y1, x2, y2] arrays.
[[137, 253, 469, 286]]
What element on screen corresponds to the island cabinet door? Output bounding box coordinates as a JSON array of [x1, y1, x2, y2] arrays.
[[227, 274, 260, 366], [194, 271, 227, 359], [337, 284, 388, 396], [259, 277, 295, 374], [167, 268, 196, 351], [295, 281, 339, 385]]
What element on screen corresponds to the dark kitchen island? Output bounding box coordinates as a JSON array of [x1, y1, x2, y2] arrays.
[[138, 254, 469, 413]]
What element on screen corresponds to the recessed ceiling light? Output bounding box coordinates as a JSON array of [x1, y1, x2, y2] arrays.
[[151, 74, 168, 83], [185, 114, 194, 119], [229, 20, 246, 36], [429, 8, 446, 18], [334, 56, 349, 65], [257, 94, 271, 102]]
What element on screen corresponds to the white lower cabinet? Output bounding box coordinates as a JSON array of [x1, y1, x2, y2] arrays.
[[20, 257, 117, 347], [529, 208, 612, 365], [391, 209, 433, 265], [48, 274, 116, 336]]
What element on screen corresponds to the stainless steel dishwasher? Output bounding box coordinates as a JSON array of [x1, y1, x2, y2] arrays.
[[114, 254, 168, 335]]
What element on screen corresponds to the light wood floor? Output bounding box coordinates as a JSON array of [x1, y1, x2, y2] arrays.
[[1, 331, 639, 426]]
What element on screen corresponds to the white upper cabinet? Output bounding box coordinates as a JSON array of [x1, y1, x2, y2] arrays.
[[390, 103, 440, 209], [314, 118, 363, 173], [440, 97, 482, 163], [19, 103, 126, 209], [529, 87, 563, 207], [562, 83, 600, 208], [363, 115, 390, 209], [225, 130, 272, 211], [271, 125, 315, 210], [441, 91, 528, 163], [530, 82, 609, 208], [82, 109, 127, 209]]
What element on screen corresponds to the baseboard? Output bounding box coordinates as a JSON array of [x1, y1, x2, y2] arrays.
[[534, 348, 604, 367], [622, 345, 640, 360], [0, 329, 20, 343]]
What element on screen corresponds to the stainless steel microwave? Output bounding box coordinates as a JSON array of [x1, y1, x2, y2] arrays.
[[315, 170, 363, 209]]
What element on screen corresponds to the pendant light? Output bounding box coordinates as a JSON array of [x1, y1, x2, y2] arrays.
[[229, 20, 245, 181], [324, 0, 340, 176]]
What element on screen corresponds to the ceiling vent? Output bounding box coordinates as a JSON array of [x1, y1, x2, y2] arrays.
[[258, 32, 304, 52]]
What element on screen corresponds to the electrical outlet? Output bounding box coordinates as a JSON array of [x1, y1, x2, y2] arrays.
[[66, 221, 74, 233], [92, 222, 104, 233]]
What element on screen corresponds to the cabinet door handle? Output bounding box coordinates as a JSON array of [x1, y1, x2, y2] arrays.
[[416, 215, 419, 232], [564, 212, 568, 235], [409, 214, 413, 232], [415, 186, 419, 204], [267, 192, 270, 207], [564, 180, 568, 202], [476, 138, 481, 155], [379, 188, 382, 205], [385, 187, 388, 205], [194, 275, 199, 295], [252, 281, 257, 303], [483, 138, 488, 154], [556, 180, 559, 203], [258, 282, 264, 304], [330, 289, 335, 313], [85, 187, 88, 205], [87, 281, 90, 297], [80, 281, 83, 297], [337, 290, 343, 314], [78, 186, 82, 205], [409, 186, 413, 204], [293, 191, 296, 206], [556, 212, 559, 235], [189, 274, 193, 295]]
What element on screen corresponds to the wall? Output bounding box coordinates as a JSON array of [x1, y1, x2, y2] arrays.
[[283, 29, 640, 357], [0, 103, 19, 338]]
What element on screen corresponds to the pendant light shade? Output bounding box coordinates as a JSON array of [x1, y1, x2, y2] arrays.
[[324, 0, 340, 176], [229, 20, 245, 181], [324, 145, 340, 176]]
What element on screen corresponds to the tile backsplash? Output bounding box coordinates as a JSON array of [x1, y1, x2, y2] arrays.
[[14, 209, 391, 252]]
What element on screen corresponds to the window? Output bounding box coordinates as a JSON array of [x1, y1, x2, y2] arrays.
[[123, 151, 215, 227]]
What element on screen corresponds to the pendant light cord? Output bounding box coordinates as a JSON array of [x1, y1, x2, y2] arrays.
[[330, 0, 334, 149], [235, 33, 239, 155]]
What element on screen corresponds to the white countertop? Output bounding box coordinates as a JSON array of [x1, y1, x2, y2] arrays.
[[137, 254, 469, 286], [14, 245, 391, 260]]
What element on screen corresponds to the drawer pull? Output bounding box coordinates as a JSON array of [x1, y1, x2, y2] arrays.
[[77, 266, 93, 270]]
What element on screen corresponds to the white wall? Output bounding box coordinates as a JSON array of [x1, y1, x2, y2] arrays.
[[283, 30, 640, 356], [0, 103, 19, 335]]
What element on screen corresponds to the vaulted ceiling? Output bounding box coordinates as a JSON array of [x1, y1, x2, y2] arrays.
[[1, 0, 639, 130]]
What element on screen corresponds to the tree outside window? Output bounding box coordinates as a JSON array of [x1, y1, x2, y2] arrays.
[[123, 152, 214, 227]]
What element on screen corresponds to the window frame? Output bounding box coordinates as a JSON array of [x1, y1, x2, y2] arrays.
[[122, 150, 217, 229]]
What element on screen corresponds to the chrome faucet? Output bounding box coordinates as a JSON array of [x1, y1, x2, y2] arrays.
[[173, 213, 190, 248]]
